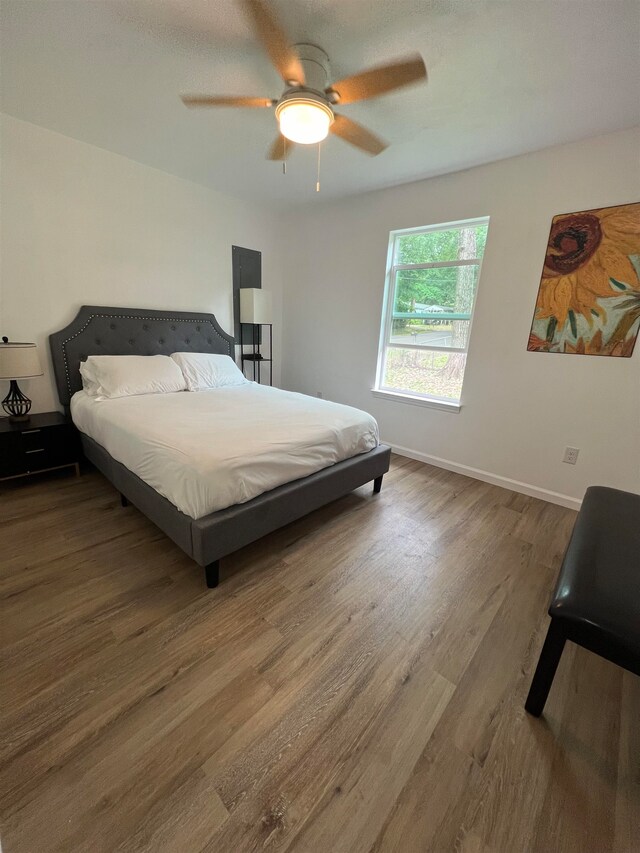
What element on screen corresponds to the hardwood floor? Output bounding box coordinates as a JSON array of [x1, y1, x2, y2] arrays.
[[0, 456, 637, 852]]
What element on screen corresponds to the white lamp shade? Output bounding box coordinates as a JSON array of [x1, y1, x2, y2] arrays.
[[0, 342, 43, 379], [240, 289, 272, 325]]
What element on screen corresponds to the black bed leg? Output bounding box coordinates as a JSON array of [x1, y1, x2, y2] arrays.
[[373, 475, 383, 494], [205, 561, 220, 589], [120, 493, 129, 508], [525, 619, 566, 717]]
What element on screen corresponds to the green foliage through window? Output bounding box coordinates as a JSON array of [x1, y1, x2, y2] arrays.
[[393, 225, 487, 321]]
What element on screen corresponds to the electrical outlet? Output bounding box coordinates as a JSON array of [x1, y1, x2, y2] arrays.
[[563, 446, 580, 465], [316, 391, 323, 399]]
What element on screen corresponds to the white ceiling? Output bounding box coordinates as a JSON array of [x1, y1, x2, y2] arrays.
[[2, 0, 639, 206]]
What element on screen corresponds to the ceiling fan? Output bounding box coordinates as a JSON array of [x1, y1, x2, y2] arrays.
[[181, 0, 427, 160]]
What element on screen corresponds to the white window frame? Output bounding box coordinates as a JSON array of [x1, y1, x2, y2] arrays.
[[373, 216, 489, 412]]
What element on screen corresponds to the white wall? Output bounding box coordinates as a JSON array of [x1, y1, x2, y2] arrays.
[[0, 114, 283, 412], [281, 128, 640, 507]]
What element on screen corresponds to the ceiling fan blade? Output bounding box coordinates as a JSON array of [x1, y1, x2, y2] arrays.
[[328, 54, 426, 105], [267, 134, 294, 160], [181, 95, 275, 108], [330, 114, 387, 156], [242, 0, 305, 85]]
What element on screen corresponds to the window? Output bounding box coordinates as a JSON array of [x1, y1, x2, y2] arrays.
[[374, 217, 489, 410]]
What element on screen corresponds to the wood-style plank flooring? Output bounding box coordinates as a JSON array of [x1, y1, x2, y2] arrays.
[[1, 455, 637, 852]]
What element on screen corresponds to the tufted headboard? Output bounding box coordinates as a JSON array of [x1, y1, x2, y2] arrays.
[[49, 305, 236, 409]]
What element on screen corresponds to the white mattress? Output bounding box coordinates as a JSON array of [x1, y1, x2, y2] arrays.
[[70, 384, 379, 519]]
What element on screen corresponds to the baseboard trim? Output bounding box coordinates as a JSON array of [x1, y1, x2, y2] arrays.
[[385, 442, 582, 511]]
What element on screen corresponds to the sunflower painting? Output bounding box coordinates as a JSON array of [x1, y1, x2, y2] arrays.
[[528, 202, 640, 357]]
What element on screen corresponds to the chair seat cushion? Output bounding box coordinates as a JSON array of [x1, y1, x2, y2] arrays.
[[549, 486, 640, 658]]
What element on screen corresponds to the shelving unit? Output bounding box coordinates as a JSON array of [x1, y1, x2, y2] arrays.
[[240, 322, 273, 386]]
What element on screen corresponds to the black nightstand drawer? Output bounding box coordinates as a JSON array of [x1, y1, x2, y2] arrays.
[[21, 428, 55, 453], [20, 445, 72, 472]]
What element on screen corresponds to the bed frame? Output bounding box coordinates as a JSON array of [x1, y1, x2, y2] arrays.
[[49, 306, 391, 588]]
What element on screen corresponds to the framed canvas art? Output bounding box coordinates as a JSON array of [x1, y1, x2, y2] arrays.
[[528, 202, 640, 356]]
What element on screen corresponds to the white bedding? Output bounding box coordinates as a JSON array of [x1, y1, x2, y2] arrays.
[[70, 384, 379, 519]]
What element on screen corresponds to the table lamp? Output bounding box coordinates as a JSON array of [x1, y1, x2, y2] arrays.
[[0, 337, 43, 421]]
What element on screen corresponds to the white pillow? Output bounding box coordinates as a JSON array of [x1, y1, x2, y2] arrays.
[[80, 355, 186, 399], [171, 352, 248, 391], [78, 359, 102, 397]]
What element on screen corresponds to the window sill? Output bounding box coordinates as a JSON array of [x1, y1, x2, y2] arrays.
[[371, 388, 461, 413]]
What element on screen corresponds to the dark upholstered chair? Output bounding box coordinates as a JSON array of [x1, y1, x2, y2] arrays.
[[525, 486, 640, 717]]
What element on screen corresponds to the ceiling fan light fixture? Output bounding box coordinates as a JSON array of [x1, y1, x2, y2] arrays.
[[275, 97, 334, 145]]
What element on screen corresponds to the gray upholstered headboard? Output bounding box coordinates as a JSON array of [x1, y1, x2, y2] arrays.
[[49, 305, 236, 408]]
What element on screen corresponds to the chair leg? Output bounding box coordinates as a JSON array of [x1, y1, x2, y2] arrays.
[[373, 475, 383, 494], [525, 619, 566, 717], [205, 561, 220, 589]]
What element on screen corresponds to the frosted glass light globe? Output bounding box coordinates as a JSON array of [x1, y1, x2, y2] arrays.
[[277, 99, 333, 145]]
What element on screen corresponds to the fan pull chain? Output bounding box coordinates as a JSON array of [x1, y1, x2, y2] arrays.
[[283, 138, 287, 174], [316, 141, 322, 192]]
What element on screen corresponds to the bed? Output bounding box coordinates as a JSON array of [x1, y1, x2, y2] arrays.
[[49, 306, 391, 588]]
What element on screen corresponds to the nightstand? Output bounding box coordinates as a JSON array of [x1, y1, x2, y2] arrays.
[[0, 412, 80, 481]]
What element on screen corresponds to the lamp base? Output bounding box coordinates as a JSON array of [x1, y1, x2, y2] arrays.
[[2, 379, 32, 421]]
